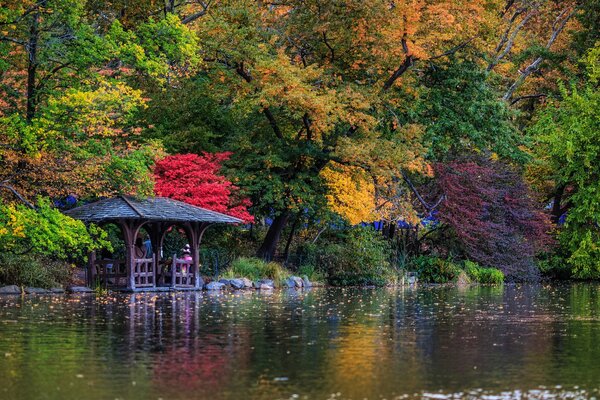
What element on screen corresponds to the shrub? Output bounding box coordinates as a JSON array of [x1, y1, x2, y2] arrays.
[[223, 257, 290, 285], [463, 260, 504, 284], [411, 256, 462, 283], [0, 253, 74, 288], [319, 227, 399, 286]]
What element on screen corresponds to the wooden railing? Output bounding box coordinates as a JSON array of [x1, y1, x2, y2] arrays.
[[171, 257, 194, 288], [134, 256, 155, 287], [94, 259, 127, 287]]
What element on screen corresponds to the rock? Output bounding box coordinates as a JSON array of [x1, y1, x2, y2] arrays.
[[284, 276, 303, 288], [204, 281, 225, 291], [218, 279, 231, 287], [259, 283, 273, 290], [292, 276, 303, 288], [66, 286, 93, 293], [302, 276, 312, 288], [50, 287, 65, 293], [241, 278, 253, 289], [229, 279, 245, 290], [24, 287, 49, 294], [406, 272, 418, 285], [0, 285, 21, 294], [283, 278, 295, 288], [258, 279, 274, 288]]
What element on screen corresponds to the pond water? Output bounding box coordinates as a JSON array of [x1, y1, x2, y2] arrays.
[[0, 284, 599, 400]]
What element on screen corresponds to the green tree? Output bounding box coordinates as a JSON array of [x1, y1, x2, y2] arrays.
[[530, 44, 600, 278]]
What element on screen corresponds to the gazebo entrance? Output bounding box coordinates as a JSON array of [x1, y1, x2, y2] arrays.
[[64, 196, 242, 291]]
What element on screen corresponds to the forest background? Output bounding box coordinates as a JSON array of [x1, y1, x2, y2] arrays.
[[1, 0, 599, 287]]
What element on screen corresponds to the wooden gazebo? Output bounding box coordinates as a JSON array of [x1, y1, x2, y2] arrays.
[[64, 196, 242, 291]]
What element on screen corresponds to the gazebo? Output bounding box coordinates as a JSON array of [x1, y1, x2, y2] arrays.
[[64, 196, 242, 291]]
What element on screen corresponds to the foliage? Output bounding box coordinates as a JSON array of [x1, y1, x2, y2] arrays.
[[435, 156, 552, 281], [529, 44, 600, 279], [153, 153, 254, 222], [222, 257, 290, 285], [0, 198, 109, 260], [463, 260, 504, 284], [417, 59, 523, 161], [318, 227, 398, 286], [0, 253, 73, 289], [410, 256, 462, 284], [320, 163, 376, 225]]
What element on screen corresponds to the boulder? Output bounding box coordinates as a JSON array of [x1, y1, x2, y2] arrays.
[[258, 279, 274, 288], [50, 287, 65, 294], [302, 276, 312, 288], [241, 278, 253, 289], [66, 286, 93, 293], [284, 276, 303, 288], [259, 283, 273, 290], [0, 285, 21, 294], [218, 279, 232, 287], [25, 287, 49, 294], [229, 279, 245, 290], [204, 281, 226, 291], [292, 276, 303, 288]]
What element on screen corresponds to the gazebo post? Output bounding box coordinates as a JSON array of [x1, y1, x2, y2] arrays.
[[120, 220, 136, 291], [192, 222, 210, 289], [148, 222, 163, 287], [87, 250, 96, 287]]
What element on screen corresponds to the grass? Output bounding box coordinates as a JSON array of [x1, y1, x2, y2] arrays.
[[221, 257, 291, 286]]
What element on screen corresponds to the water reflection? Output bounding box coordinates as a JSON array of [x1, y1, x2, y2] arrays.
[[0, 284, 599, 399]]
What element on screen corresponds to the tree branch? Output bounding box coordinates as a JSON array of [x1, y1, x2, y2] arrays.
[[503, 6, 577, 101], [0, 183, 36, 209]]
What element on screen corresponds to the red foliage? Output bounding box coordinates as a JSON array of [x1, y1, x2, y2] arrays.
[[436, 157, 552, 281], [154, 153, 254, 223]]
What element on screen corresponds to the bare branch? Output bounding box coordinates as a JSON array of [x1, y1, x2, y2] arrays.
[[503, 6, 577, 101], [0, 183, 36, 209], [510, 93, 547, 105], [181, 1, 211, 24]]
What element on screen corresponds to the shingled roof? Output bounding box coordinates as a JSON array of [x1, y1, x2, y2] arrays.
[[63, 196, 243, 224]]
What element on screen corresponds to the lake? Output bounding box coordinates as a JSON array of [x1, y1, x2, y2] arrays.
[[0, 284, 599, 399]]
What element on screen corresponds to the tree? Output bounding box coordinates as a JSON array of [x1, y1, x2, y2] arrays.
[[435, 156, 552, 281], [530, 44, 600, 278], [171, 0, 506, 259], [153, 153, 254, 222]]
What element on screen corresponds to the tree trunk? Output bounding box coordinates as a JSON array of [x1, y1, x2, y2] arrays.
[[26, 8, 39, 122], [257, 212, 290, 261], [283, 212, 301, 264]]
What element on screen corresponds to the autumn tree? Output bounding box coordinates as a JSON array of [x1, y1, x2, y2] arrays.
[[435, 157, 552, 281], [153, 153, 254, 223]]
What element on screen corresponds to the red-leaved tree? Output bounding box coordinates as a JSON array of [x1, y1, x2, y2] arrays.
[[154, 153, 254, 223], [435, 157, 552, 281]]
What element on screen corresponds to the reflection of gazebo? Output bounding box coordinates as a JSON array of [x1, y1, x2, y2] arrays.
[[64, 196, 242, 291]]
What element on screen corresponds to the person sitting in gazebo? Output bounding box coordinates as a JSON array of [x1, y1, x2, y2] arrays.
[[134, 237, 147, 259]]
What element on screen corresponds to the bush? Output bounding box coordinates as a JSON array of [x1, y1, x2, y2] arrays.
[[411, 256, 462, 283], [463, 260, 504, 284], [0, 253, 74, 288], [319, 227, 399, 286], [222, 257, 290, 285]]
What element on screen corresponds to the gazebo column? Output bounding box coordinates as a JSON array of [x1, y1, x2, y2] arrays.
[[190, 222, 210, 289], [120, 220, 139, 291], [87, 250, 96, 287], [148, 222, 165, 287]]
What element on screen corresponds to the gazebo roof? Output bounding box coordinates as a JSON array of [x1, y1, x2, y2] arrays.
[[63, 196, 243, 224]]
